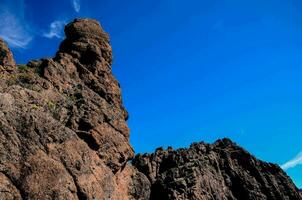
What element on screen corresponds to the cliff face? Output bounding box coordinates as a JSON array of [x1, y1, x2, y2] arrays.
[[0, 19, 150, 200], [0, 18, 301, 200], [133, 139, 301, 200], [0, 38, 15, 70]]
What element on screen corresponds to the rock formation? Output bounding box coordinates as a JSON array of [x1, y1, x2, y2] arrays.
[[0, 18, 301, 200], [0, 18, 150, 200], [133, 138, 301, 200], [0, 39, 16, 71]]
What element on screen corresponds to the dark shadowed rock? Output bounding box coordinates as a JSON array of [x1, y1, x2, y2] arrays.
[[0, 18, 300, 200], [133, 138, 301, 200]]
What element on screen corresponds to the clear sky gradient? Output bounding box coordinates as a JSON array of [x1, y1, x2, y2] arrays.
[[0, 0, 301, 188]]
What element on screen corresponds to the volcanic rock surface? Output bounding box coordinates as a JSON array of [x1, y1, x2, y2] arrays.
[[0, 39, 16, 70], [0, 18, 150, 200], [0, 18, 301, 200], [133, 138, 301, 200]]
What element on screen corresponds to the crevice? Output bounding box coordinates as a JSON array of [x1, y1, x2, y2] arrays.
[[79, 49, 98, 65], [77, 118, 93, 132], [150, 182, 169, 200], [59, 158, 88, 200], [0, 171, 27, 200], [76, 131, 99, 151]]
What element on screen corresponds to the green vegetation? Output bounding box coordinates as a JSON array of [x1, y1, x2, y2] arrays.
[[17, 64, 30, 71], [31, 104, 40, 110], [5, 68, 40, 91], [6, 74, 18, 86], [64, 94, 78, 107], [46, 100, 56, 110]]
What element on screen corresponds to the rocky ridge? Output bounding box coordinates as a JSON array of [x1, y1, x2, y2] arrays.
[[0, 18, 301, 200], [133, 139, 301, 200]]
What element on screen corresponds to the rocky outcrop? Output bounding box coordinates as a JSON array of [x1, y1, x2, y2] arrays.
[[0, 18, 301, 200], [0, 18, 149, 200], [0, 39, 16, 71], [133, 139, 301, 200]]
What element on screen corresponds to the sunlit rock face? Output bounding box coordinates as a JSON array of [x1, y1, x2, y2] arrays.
[[0, 18, 149, 200], [0, 38, 16, 70], [0, 18, 300, 200]]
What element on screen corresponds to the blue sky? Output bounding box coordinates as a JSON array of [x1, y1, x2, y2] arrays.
[[0, 0, 301, 188]]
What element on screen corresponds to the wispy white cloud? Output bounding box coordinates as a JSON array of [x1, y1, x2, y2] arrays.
[[43, 21, 66, 39], [281, 151, 302, 170], [0, 3, 33, 48], [72, 0, 80, 13]]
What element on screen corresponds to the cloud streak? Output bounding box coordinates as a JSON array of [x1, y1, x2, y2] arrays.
[[0, 11, 32, 48], [72, 0, 80, 13], [281, 151, 302, 170], [43, 21, 66, 39]]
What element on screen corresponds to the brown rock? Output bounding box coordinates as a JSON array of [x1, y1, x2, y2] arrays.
[[0, 18, 301, 200], [0, 18, 144, 200], [0, 173, 22, 200], [115, 165, 151, 200], [133, 138, 302, 200], [0, 38, 16, 71]]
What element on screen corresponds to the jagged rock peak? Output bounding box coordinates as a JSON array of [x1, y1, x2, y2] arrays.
[[58, 18, 112, 65], [133, 138, 302, 200], [0, 18, 149, 199], [40, 18, 133, 173], [64, 18, 109, 41], [0, 18, 301, 200], [0, 38, 16, 70]]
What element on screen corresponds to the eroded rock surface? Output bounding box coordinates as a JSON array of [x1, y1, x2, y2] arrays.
[[0, 18, 300, 200], [0, 39, 16, 71], [0, 18, 149, 200], [133, 139, 302, 200]]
